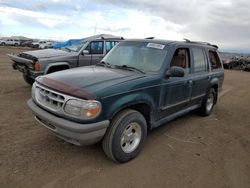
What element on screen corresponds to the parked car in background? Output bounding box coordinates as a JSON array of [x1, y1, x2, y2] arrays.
[[0, 38, 20, 46], [31, 40, 54, 49], [38, 41, 53, 49], [27, 39, 224, 163], [8, 37, 123, 85], [31, 41, 41, 48], [20, 40, 34, 47]]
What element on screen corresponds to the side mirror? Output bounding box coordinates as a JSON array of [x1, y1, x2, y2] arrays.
[[166, 66, 185, 77], [82, 50, 89, 55]]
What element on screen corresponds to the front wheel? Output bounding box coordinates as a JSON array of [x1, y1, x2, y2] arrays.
[[102, 109, 147, 163], [23, 74, 34, 86], [199, 88, 216, 116]]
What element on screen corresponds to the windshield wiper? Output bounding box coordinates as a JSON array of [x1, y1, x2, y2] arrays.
[[97, 61, 112, 68], [115, 65, 145, 74]]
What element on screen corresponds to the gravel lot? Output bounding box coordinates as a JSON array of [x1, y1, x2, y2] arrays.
[[0, 47, 250, 188]]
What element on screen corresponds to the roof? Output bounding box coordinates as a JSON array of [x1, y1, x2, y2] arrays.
[[123, 38, 218, 49]]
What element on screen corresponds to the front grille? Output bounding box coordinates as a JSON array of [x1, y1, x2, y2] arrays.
[[35, 85, 65, 111]]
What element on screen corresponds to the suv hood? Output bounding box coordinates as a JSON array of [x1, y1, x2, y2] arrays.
[[36, 66, 146, 100], [20, 49, 73, 59]]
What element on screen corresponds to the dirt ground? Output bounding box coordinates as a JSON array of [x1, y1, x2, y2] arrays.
[[0, 46, 250, 188]]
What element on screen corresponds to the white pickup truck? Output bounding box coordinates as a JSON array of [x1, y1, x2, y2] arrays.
[[32, 41, 53, 49], [0, 39, 20, 46]]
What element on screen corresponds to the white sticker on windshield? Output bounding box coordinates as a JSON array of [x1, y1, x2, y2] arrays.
[[147, 43, 165, 50]]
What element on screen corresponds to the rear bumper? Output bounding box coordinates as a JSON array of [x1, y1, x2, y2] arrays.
[[27, 99, 110, 146]]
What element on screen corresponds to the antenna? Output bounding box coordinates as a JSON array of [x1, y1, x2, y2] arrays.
[[94, 23, 97, 36]]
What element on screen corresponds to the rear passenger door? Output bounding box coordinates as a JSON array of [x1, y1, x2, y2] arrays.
[[189, 47, 210, 105]]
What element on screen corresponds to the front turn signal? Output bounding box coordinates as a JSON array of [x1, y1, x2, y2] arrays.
[[34, 62, 40, 71]]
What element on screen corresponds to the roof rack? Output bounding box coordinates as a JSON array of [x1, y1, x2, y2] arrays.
[[183, 38, 218, 49], [145, 37, 155, 39], [100, 36, 124, 40]]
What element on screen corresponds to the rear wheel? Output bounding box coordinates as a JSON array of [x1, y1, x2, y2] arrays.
[[102, 109, 147, 163], [199, 88, 216, 116], [23, 74, 34, 86]]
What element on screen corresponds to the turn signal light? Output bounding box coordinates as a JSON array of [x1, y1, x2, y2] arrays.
[[34, 63, 40, 71]]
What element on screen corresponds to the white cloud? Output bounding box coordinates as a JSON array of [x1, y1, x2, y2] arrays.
[[0, 6, 69, 28], [1, 0, 250, 51]]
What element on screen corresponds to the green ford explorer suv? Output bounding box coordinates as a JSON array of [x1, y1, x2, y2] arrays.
[[27, 39, 224, 163]]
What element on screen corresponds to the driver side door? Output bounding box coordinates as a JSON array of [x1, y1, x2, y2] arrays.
[[158, 47, 192, 120], [78, 41, 104, 67]]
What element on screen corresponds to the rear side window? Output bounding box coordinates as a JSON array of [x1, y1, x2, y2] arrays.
[[106, 41, 118, 53], [193, 48, 207, 72], [209, 51, 222, 70]]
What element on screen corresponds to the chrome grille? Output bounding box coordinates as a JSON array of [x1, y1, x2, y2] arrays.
[[35, 85, 65, 111]]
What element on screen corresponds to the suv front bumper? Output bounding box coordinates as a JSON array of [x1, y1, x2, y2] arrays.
[[27, 99, 109, 146]]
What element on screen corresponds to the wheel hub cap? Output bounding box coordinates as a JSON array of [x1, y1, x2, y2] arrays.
[[120, 122, 142, 153], [206, 93, 214, 112]]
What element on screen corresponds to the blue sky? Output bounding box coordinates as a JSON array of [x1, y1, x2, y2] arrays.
[[0, 0, 250, 52]]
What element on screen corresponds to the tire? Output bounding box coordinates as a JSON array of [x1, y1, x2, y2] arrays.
[[23, 74, 34, 86], [199, 88, 216, 116], [102, 109, 147, 163], [1, 42, 5, 46], [14, 43, 18, 47]]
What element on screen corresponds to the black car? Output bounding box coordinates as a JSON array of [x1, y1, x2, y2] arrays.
[[27, 39, 224, 163], [20, 40, 34, 47]]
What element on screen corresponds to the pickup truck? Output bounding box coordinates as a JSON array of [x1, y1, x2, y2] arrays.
[[1, 39, 20, 46], [27, 39, 224, 163], [8, 37, 122, 85]]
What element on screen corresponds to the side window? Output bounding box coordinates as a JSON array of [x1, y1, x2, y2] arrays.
[[209, 51, 222, 70], [90, 41, 103, 54], [106, 41, 118, 53], [170, 48, 190, 69], [106, 41, 112, 53], [193, 48, 207, 72]]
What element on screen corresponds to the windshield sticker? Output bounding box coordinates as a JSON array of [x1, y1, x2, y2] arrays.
[[147, 43, 165, 50]]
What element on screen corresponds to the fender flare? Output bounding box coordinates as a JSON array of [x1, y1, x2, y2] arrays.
[[104, 92, 156, 124], [44, 62, 71, 74]]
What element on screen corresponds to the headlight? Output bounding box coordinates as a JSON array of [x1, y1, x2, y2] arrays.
[[64, 99, 101, 119]]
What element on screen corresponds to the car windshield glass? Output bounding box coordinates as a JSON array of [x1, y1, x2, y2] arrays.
[[62, 41, 87, 52], [102, 41, 168, 73]]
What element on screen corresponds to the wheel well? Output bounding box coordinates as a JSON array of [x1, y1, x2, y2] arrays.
[[47, 65, 69, 74], [113, 103, 152, 130]]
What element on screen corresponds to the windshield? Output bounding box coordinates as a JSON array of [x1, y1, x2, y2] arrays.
[[62, 40, 87, 52], [102, 41, 168, 72]]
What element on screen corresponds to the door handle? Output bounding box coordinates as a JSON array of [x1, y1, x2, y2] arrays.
[[207, 75, 211, 80], [187, 80, 193, 84]]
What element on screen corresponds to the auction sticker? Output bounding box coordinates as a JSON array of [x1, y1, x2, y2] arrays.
[[146, 43, 165, 50]]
